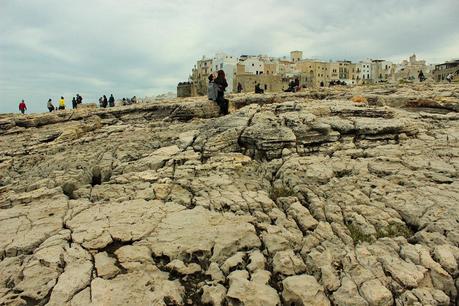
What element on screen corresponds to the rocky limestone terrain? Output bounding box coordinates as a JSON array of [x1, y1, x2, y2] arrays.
[[0, 83, 458, 306]]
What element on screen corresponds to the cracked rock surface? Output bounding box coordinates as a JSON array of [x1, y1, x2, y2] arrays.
[[1, 83, 458, 305]]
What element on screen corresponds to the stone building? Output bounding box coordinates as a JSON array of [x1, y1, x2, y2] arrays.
[[234, 74, 288, 93], [371, 60, 395, 83], [432, 59, 459, 82], [191, 56, 213, 95], [395, 54, 431, 81], [290, 51, 303, 63], [177, 82, 197, 98]]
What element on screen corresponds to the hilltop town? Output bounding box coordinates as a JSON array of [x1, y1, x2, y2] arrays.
[[178, 51, 459, 97]]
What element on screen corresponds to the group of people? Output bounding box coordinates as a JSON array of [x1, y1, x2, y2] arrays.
[[18, 96, 76, 114], [207, 70, 229, 115], [47, 95, 79, 112], [121, 96, 137, 105], [284, 78, 301, 92], [98, 94, 115, 108]]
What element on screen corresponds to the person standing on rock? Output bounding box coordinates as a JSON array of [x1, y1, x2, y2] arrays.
[[76, 94, 83, 104], [59, 96, 65, 110], [47, 99, 55, 112], [418, 70, 425, 82], [214, 70, 229, 115], [18, 100, 27, 114], [72, 97, 77, 109], [207, 74, 217, 101], [109, 94, 115, 107]]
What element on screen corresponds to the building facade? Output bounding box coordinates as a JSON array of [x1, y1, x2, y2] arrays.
[[432, 60, 459, 82]]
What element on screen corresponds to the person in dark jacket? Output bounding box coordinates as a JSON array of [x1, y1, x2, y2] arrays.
[[103, 95, 110, 107], [255, 83, 264, 94], [213, 70, 229, 115], [72, 97, 77, 109], [109, 94, 115, 107], [76, 94, 83, 104], [237, 82, 243, 93]]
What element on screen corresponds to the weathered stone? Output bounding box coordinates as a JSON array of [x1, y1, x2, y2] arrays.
[[1, 85, 458, 304], [282, 274, 330, 306]]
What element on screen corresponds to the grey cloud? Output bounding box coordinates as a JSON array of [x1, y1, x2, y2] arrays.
[[0, 0, 458, 113]]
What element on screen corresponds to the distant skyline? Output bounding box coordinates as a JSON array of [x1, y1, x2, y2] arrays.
[[1, 0, 458, 114]]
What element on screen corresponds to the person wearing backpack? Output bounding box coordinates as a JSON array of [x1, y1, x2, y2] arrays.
[[214, 70, 229, 115], [207, 74, 218, 101]]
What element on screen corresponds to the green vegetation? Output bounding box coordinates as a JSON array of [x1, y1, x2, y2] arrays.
[[346, 222, 413, 245], [270, 186, 296, 202]]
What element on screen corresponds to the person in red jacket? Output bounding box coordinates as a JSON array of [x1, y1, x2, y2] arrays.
[[19, 100, 27, 114]]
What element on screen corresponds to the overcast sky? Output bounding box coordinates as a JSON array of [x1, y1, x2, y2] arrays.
[[1, 0, 458, 114]]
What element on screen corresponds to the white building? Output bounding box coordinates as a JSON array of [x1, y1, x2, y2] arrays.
[[240, 57, 265, 75], [212, 53, 238, 93], [356, 60, 372, 83], [371, 60, 394, 83]]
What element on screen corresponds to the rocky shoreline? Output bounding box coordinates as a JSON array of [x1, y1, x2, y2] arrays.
[[0, 84, 458, 305]]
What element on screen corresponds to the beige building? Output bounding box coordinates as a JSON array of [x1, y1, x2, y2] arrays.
[[329, 62, 339, 81], [395, 54, 431, 81], [191, 57, 213, 95], [234, 74, 288, 93], [290, 51, 303, 63]]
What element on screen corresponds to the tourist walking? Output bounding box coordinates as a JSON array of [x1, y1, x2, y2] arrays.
[[214, 70, 229, 115], [19, 100, 27, 114], [72, 97, 77, 109], [59, 96, 65, 110], [109, 94, 115, 107], [47, 99, 55, 112]]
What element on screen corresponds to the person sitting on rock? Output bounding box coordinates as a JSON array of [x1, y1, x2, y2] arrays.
[[47, 99, 55, 112], [76, 94, 83, 104], [131, 96, 137, 103], [19, 100, 27, 114], [58, 96, 65, 110], [214, 70, 229, 115], [255, 83, 264, 94]]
